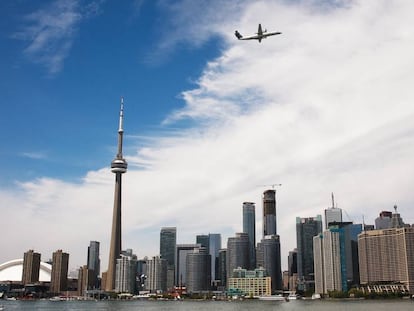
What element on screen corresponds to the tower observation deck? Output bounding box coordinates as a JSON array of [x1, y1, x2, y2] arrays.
[[106, 98, 128, 292]]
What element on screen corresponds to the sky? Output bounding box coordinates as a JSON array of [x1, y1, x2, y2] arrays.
[[1, 0, 414, 274]]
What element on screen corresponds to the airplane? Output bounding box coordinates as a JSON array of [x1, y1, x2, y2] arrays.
[[235, 24, 281, 43]]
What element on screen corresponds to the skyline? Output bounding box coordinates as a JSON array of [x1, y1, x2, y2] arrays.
[[1, 0, 414, 273]]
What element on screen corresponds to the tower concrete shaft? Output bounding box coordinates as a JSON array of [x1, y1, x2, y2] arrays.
[[106, 98, 128, 292]]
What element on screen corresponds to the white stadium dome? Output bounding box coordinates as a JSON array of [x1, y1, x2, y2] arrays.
[[0, 259, 51, 282]]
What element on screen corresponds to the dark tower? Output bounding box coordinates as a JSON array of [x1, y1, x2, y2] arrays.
[[263, 189, 277, 236], [106, 98, 128, 291], [242, 202, 256, 269]]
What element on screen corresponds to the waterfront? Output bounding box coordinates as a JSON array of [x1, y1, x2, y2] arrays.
[[0, 299, 413, 311]]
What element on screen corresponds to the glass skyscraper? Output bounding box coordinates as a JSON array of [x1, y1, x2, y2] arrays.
[[208, 233, 221, 285], [87, 241, 100, 289], [160, 227, 176, 290], [296, 215, 322, 291], [243, 202, 256, 270]]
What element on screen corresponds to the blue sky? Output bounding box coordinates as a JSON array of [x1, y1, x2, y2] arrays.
[[0, 0, 222, 184], [1, 0, 414, 273]]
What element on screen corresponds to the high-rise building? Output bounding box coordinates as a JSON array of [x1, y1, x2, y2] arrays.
[[146, 256, 167, 293], [160, 227, 176, 290], [196, 234, 210, 250], [390, 205, 405, 228], [314, 222, 363, 295], [263, 190, 277, 236], [296, 215, 322, 291], [50, 250, 69, 294], [78, 265, 94, 296], [186, 247, 211, 293], [106, 99, 128, 292], [175, 244, 200, 287], [209, 233, 221, 286], [243, 202, 256, 270], [375, 211, 392, 230], [115, 251, 137, 294], [226, 233, 249, 284], [87, 241, 100, 289], [358, 225, 414, 294], [160, 227, 176, 266], [313, 231, 342, 294], [22, 250, 41, 285], [260, 189, 282, 293], [324, 193, 342, 229], [218, 249, 227, 288], [259, 235, 282, 292], [287, 249, 298, 291]]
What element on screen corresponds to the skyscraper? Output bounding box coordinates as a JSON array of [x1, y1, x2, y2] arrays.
[[196, 234, 210, 250], [260, 235, 282, 292], [324, 193, 342, 229], [288, 249, 298, 291], [243, 202, 256, 270], [218, 249, 227, 288], [50, 250, 69, 294], [115, 251, 137, 294], [160, 227, 176, 290], [263, 190, 277, 236], [358, 226, 414, 293], [296, 215, 322, 291], [314, 221, 363, 295], [186, 247, 211, 293], [78, 265, 94, 296], [313, 231, 342, 294], [175, 244, 200, 287], [209, 233, 221, 286], [22, 250, 41, 285], [106, 99, 128, 291], [375, 211, 392, 229], [226, 233, 249, 284], [87, 241, 100, 289], [160, 227, 177, 265], [146, 256, 167, 293]]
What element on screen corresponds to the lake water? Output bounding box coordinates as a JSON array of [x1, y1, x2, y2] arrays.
[[1, 299, 413, 311]]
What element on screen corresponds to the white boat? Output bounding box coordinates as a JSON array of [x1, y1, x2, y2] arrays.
[[258, 295, 287, 301], [312, 293, 321, 300], [288, 293, 299, 300]]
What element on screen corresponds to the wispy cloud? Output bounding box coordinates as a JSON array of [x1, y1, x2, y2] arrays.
[[19, 151, 48, 160], [13, 0, 103, 74]]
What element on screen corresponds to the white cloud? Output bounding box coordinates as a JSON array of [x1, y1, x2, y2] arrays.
[[13, 0, 103, 74], [19, 151, 48, 160], [1, 0, 414, 273]]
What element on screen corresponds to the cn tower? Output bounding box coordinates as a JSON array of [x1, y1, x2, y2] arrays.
[[105, 98, 128, 291]]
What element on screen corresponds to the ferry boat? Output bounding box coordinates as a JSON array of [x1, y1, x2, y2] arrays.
[[288, 293, 300, 300], [258, 295, 287, 301]]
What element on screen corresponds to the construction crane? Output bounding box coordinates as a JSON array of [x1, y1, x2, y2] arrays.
[[260, 183, 282, 189]]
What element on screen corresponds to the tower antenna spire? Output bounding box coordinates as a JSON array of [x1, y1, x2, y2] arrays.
[[106, 97, 128, 292], [118, 97, 124, 133]]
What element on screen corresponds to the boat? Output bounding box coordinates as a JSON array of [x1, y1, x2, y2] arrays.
[[258, 295, 287, 301], [311, 293, 321, 300], [288, 293, 300, 300], [0, 305, 4, 311]]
